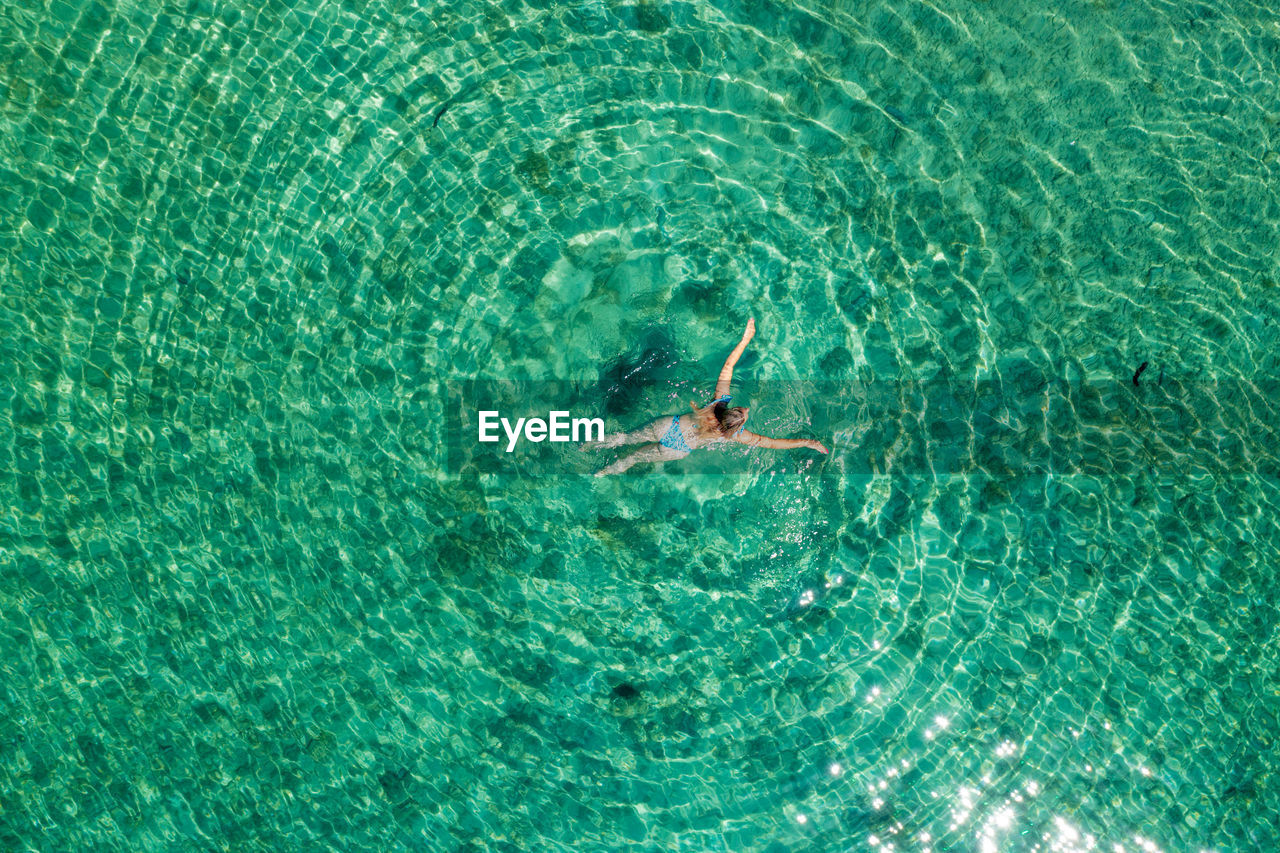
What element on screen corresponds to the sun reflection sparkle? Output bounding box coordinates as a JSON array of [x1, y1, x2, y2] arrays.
[[794, 707, 1177, 853]]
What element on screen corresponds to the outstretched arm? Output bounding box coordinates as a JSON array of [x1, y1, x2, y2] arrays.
[[715, 318, 755, 399], [732, 429, 829, 454]]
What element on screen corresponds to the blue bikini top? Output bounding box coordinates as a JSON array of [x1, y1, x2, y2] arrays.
[[659, 395, 737, 452], [712, 394, 745, 438]]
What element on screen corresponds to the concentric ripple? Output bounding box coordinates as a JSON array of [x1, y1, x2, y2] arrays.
[[1, 0, 1278, 850]]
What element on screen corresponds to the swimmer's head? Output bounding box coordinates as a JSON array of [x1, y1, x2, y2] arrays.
[[692, 399, 749, 437], [714, 402, 748, 434]]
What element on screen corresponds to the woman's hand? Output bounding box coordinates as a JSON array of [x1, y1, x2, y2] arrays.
[[742, 318, 756, 342], [807, 439, 830, 454]]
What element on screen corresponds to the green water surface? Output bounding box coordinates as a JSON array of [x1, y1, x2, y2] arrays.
[[2, 0, 1278, 850]]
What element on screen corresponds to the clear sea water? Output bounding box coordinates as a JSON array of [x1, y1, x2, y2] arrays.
[[2, 0, 1278, 850]]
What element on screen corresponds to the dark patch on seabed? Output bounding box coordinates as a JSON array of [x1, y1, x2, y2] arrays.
[[598, 328, 679, 417], [611, 682, 641, 700]]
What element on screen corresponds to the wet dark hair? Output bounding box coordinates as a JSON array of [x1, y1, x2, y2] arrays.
[[691, 399, 748, 437], [715, 403, 748, 434]]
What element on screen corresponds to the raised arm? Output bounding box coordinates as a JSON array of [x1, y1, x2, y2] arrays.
[[715, 318, 755, 399], [732, 429, 829, 454]]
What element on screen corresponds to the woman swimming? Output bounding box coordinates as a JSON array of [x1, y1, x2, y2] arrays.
[[589, 319, 830, 475]]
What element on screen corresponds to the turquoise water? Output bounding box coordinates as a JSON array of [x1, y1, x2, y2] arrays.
[[2, 0, 1279, 849]]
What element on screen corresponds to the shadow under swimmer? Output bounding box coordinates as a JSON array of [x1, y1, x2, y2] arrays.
[[478, 411, 605, 452]]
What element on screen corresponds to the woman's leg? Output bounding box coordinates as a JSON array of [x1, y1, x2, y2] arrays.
[[595, 443, 687, 475], [586, 418, 668, 450]]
